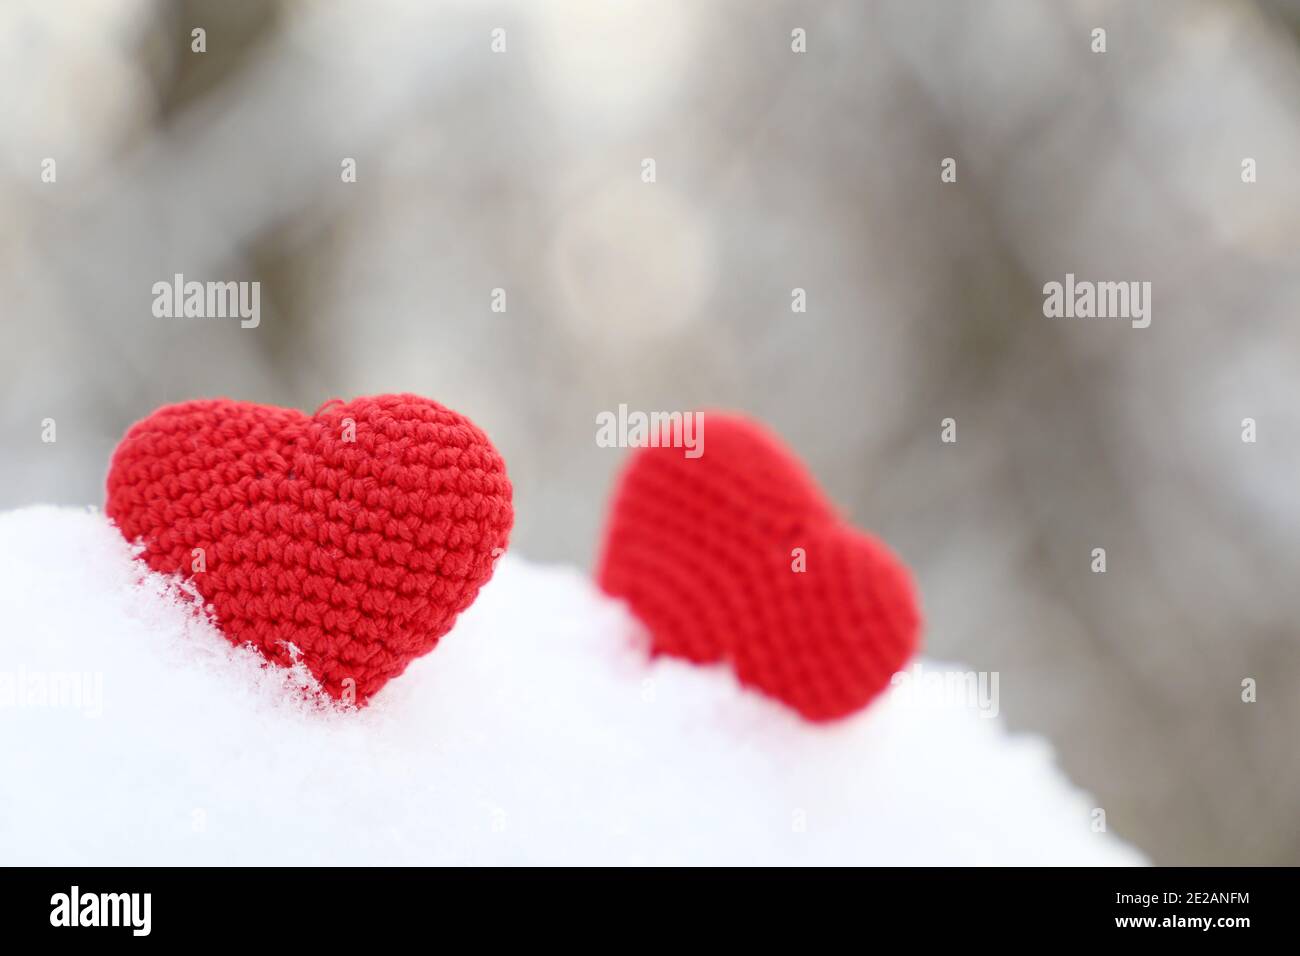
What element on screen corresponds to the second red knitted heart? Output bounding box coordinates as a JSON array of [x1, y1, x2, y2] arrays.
[[105, 394, 513, 704], [597, 413, 921, 721]]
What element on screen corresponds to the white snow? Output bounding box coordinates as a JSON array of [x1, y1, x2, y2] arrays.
[[0, 506, 1143, 865]]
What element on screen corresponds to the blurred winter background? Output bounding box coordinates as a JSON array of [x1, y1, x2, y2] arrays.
[[2, 0, 1298, 865]]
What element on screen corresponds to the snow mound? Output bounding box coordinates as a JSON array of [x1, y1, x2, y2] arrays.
[[0, 506, 1143, 865]]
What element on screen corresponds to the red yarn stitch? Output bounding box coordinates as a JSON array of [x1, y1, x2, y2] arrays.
[[105, 394, 513, 704], [597, 412, 921, 722]]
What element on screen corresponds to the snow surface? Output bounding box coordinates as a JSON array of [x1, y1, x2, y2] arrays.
[[0, 506, 1143, 865]]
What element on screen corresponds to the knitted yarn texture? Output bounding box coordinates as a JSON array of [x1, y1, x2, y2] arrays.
[[105, 394, 513, 703], [597, 412, 920, 721]]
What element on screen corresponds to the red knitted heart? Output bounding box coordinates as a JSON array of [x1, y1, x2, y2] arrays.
[[105, 394, 512, 704], [596, 413, 920, 721]]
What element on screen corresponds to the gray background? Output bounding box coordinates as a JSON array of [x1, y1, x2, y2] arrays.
[[3, 0, 1298, 864]]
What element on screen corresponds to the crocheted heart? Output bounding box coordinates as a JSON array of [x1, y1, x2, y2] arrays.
[[597, 413, 920, 721], [105, 394, 513, 704]]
